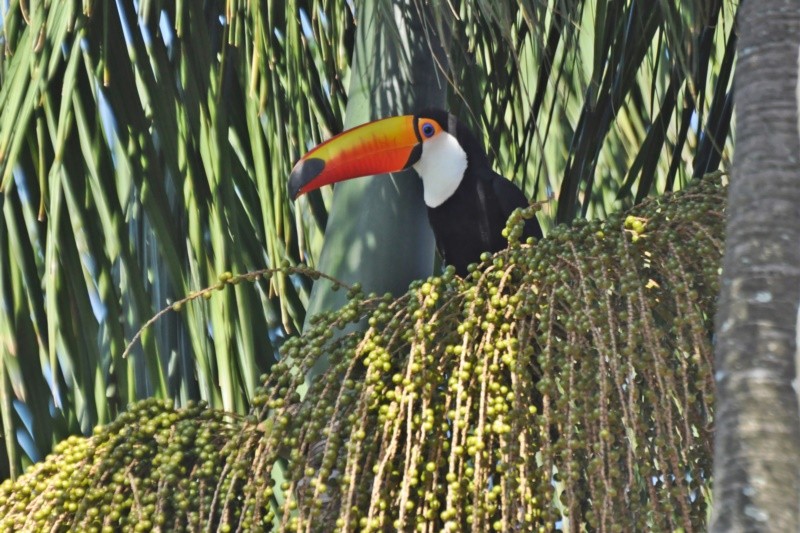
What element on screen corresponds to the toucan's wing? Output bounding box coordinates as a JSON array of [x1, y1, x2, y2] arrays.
[[491, 173, 543, 239]]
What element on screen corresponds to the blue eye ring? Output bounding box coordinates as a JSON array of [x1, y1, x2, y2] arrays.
[[421, 122, 435, 138]]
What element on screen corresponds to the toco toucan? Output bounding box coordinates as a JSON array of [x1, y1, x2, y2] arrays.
[[289, 109, 542, 275]]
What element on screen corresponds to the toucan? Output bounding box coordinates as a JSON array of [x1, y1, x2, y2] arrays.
[[288, 108, 542, 275]]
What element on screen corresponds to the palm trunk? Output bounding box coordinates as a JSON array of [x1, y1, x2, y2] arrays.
[[711, 2, 800, 530]]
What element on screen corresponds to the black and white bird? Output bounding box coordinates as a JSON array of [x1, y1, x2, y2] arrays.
[[288, 109, 542, 275]]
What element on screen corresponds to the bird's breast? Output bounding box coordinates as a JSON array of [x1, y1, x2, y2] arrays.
[[426, 177, 506, 274]]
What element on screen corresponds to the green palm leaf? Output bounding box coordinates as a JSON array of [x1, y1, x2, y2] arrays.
[[0, 0, 736, 478]]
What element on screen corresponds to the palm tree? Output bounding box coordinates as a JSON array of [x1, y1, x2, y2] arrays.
[[0, 0, 735, 485], [712, 1, 800, 529]]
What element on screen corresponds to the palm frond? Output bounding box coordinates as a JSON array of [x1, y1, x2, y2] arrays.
[[0, 0, 737, 478], [432, 0, 736, 225], [0, 0, 355, 475]]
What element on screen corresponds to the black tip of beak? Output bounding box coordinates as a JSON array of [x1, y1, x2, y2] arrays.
[[288, 158, 325, 200]]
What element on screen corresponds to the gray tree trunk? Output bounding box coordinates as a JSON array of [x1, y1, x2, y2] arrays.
[[711, 2, 800, 531]]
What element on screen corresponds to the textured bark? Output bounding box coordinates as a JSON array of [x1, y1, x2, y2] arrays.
[[711, 2, 800, 531]]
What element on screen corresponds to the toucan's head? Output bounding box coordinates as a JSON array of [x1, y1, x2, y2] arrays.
[[289, 109, 486, 208]]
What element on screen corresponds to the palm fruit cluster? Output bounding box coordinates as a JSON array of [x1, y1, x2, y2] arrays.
[[0, 176, 725, 531]]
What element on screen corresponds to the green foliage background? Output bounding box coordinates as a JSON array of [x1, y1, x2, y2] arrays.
[[0, 0, 736, 480]]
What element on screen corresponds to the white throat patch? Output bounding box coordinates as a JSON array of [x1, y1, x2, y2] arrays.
[[412, 132, 468, 208]]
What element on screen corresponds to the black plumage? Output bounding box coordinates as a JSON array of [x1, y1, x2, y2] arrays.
[[419, 109, 542, 275]]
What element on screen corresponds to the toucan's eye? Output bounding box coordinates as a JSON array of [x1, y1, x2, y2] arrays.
[[422, 122, 435, 138]]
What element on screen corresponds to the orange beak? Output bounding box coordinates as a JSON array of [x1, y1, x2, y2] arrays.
[[288, 115, 422, 199]]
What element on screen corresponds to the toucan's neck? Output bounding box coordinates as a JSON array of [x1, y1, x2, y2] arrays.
[[413, 114, 491, 208], [451, 119, 490, 169], [414, 132, 467, 208]]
